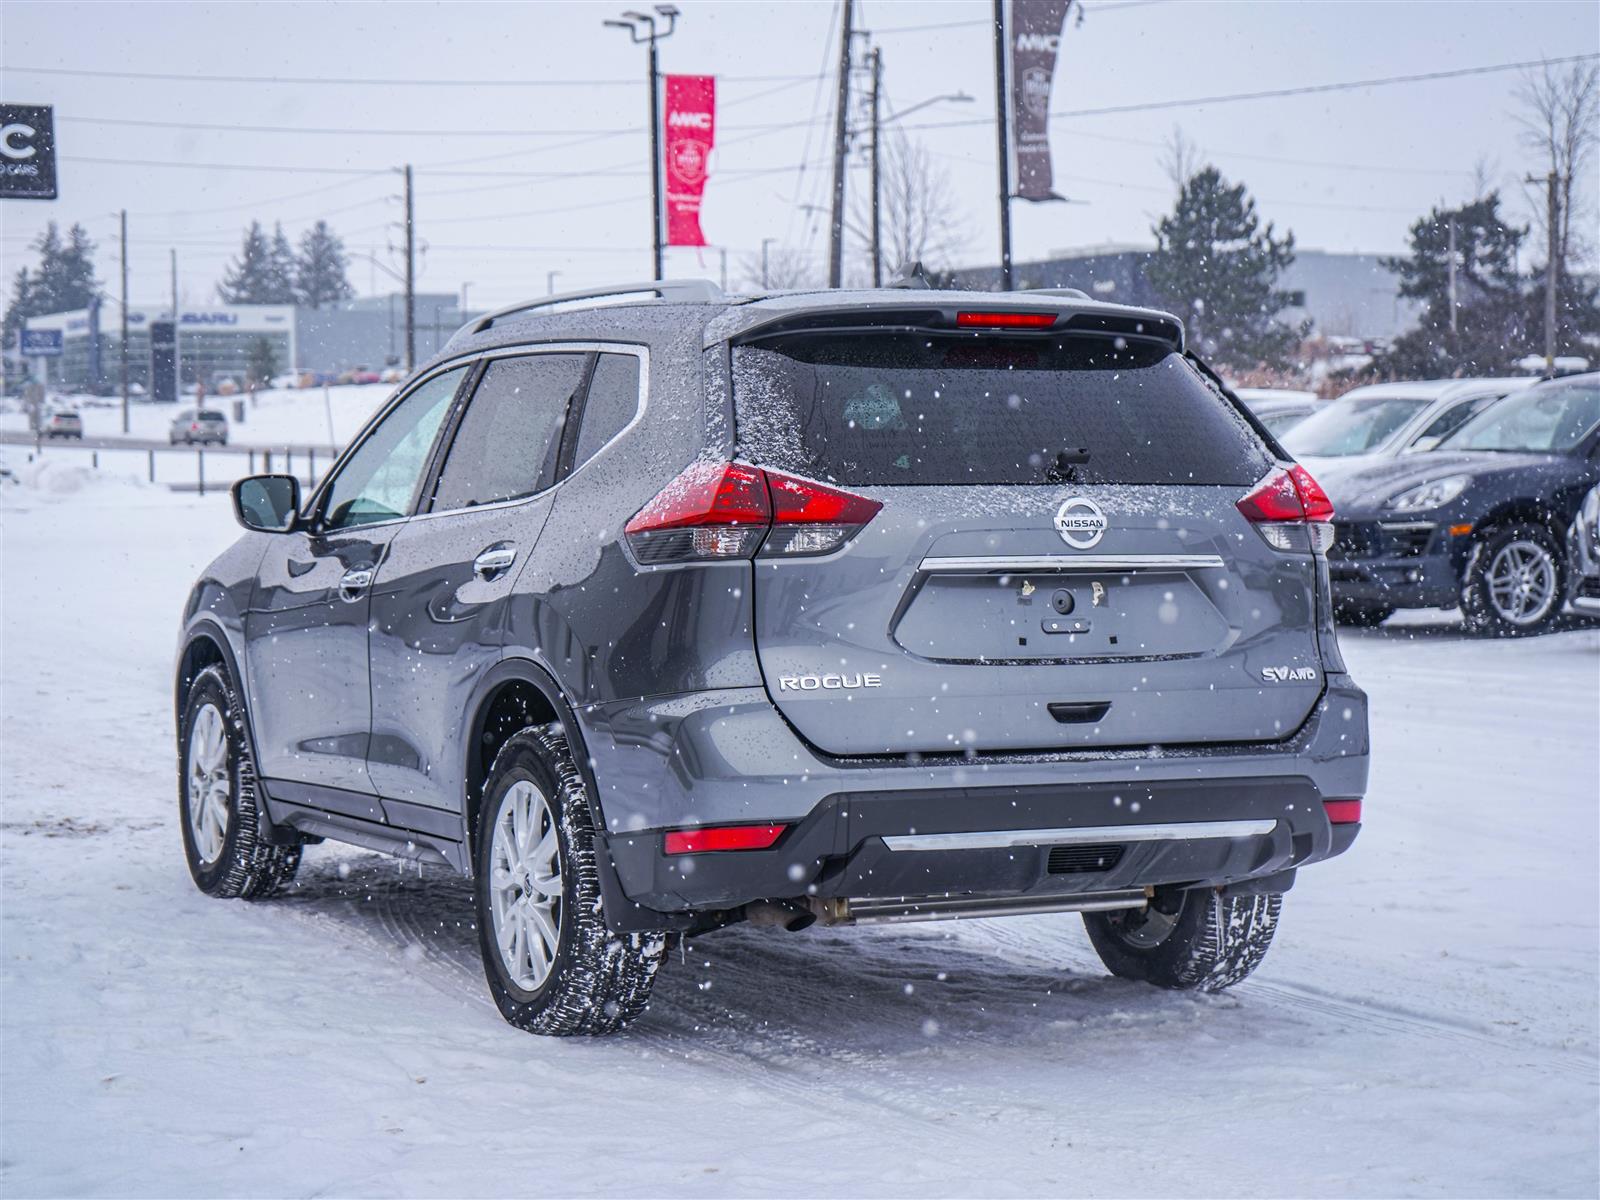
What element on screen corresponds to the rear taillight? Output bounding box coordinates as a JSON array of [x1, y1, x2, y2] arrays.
[[1237, 464, 1335, 553], [625, 461, 881, 564]]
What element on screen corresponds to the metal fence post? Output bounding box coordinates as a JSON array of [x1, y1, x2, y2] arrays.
[[198, 449, 205, 497], [264, 449, 273, 474], [248, 449, 256, 475], [92, 451, 99, 470], [148, 449, 155, 483], [309, 447, 315, 483]]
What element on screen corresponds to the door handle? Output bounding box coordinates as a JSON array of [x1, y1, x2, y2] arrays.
[[338, 567, 375, 602], [473, 545, 517, 580]]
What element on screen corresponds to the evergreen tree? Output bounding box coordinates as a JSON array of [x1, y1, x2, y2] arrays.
[[263, 224, 299, 304], [1378, 193, 1532, 376], [3, 222, 100, 382], [295, 220, 354, 309], [218, 222, 277, 304], [245, 335, 279, 387], [1147, 166, 1300, 369]]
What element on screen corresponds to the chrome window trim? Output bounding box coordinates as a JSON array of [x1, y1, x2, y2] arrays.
[[919, 553, 1227, 574], [882, 819, 1278, 852]]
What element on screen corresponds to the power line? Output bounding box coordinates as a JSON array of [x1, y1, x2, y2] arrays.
[[6, 65, 819, 87]]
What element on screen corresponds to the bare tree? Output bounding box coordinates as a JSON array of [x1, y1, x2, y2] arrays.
[[1160, 125, 1205, 195], [848, 131, 970, 282], [735, 244, 822, 292], [1470, 155, 1502, 203], [1515, 60, 1600, 269]]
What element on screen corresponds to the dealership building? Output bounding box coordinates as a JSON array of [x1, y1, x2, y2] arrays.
[[18, 292, 463, 395]]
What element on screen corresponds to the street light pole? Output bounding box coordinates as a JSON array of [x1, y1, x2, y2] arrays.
[[547, 270, 562, 296], [761, 237, 776, 289], [869, 46, 882, 287], [606, 6, 680, 280], [119, 209, 129, 433], [402, 163, 416, 371], [827, 0, 854, 288], [992, 0, 1014, 292]]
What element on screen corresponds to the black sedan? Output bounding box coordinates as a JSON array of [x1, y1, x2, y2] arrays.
[[1309, 373, 1600, 635]]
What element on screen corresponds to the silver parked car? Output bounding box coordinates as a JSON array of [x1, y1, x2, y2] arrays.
[[1235, 388, 1318, 437], [1283, 378, 1535, 479], [1568, 483, 1600, 617], [42, 410, 84, 439], [169, 408, 229, 446]]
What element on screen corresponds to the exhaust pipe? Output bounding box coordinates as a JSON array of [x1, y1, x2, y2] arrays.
[[742, 901, 817, 932], [809, 889, 1147, 927]]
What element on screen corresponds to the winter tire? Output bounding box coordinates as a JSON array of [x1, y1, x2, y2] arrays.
[[473, 724, 666, 1036], [1083, 889, 1281, 992], [1460, 523, 1565, 637], [178, 663, 301, 899], [1334, 602, 1394, 627]]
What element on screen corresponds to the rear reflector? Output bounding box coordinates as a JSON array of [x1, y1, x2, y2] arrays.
[[663, 823, 787, 855], [1323, 799, 1362, 824], [1238, 465, 1335, 553], [626, 462, 881, 564], [955, 310, 1057, 329]]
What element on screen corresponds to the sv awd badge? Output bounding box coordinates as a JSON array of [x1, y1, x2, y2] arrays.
[[778, 672, 884, 692], [1261, 666, 1319, 683]]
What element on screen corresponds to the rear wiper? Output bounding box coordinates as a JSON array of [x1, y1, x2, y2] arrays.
[[1045, 447, 1090, 483]]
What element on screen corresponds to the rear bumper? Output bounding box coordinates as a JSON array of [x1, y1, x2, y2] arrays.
[[579, 673, 1369, 923]]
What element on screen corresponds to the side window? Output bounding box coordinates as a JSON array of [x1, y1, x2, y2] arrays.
[[431, 353, 589, 511], [574, 352, 643, 468], [321, 366, 465, 530], [1416, 397, 1490, 445]]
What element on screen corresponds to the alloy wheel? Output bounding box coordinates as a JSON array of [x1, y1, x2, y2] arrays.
[[187, 702, 231, 863], [1486, 539, 1557, 626], [489, 780, 564, 992]]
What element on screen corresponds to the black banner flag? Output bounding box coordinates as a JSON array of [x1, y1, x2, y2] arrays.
[[1009, 0, 1072, 202]]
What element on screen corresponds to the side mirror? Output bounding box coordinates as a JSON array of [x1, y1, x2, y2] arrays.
[[232, 474, 301, 533]]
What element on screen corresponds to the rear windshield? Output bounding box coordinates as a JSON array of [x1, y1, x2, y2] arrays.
[[732, 333, 1271, 486], [197, 410, 227, 421]]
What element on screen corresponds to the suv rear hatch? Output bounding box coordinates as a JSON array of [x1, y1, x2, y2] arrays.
[[728, 312, 1328, 757]]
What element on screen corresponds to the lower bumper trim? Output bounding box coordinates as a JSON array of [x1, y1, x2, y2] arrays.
[[828, 889, 1148, 925], [881, 818, 1279, 852]]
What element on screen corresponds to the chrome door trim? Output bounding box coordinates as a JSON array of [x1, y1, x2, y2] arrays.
[[918, 553, 1227, 574], [881, 819, 1278, 852]]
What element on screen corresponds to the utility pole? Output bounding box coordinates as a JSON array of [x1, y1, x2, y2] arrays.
[[119, 209, 129, 433], [170, 248, 178, 318], [869, 45, 883, 287], [606, 6, 680, 280], [1446, 218, 1458, 338], [827, 0, 854, 288], [992, 0, 1014, 292], [761, 237, 775, 289], [1523, 170, 1561, 372], [402, 163, 416, 372]]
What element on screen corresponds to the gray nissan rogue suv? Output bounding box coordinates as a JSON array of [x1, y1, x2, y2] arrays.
[[175, 281, 1368, 1036]]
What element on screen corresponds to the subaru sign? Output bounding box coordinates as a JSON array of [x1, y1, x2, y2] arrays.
[[20, 328, 63, 357], [1, 103, 58, 200]]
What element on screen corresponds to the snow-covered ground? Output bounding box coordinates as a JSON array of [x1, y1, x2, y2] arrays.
[[0, 383, 389, 449], [2, 470, 1597, 1197]]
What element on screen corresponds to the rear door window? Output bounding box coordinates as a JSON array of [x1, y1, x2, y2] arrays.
[[733, 333, 1270, 486], [430, 353, 589, 511]]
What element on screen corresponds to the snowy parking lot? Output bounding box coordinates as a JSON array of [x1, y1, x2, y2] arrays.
[[2, 470, 1596, 1197]]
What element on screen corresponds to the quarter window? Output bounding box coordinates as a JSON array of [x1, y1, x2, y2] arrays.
[[431, 353, 589, 511], [573, 352, 643, 468], [321, 366, 465, 529]]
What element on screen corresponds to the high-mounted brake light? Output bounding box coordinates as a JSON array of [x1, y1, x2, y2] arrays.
[[1237, 465, 1336, 553], [663, 823, 787, 855], [955, 310, 1057, 329], [626, 462, 881, 564]]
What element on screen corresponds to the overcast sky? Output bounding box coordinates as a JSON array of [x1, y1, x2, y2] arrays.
[[3, 0, 1596, 310]]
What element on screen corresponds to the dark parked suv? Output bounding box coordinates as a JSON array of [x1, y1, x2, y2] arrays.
[[175, 282, 1369, 1036]]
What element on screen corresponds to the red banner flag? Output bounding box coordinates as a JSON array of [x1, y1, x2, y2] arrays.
[[663, 74, 714, 247]]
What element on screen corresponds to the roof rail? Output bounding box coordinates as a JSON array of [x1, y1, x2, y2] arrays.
[[447, 279, 725, 347], [1026, 286, 1090, 300]]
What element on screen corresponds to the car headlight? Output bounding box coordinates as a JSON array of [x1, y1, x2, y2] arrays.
[[1385, 474, 1472, 512]]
